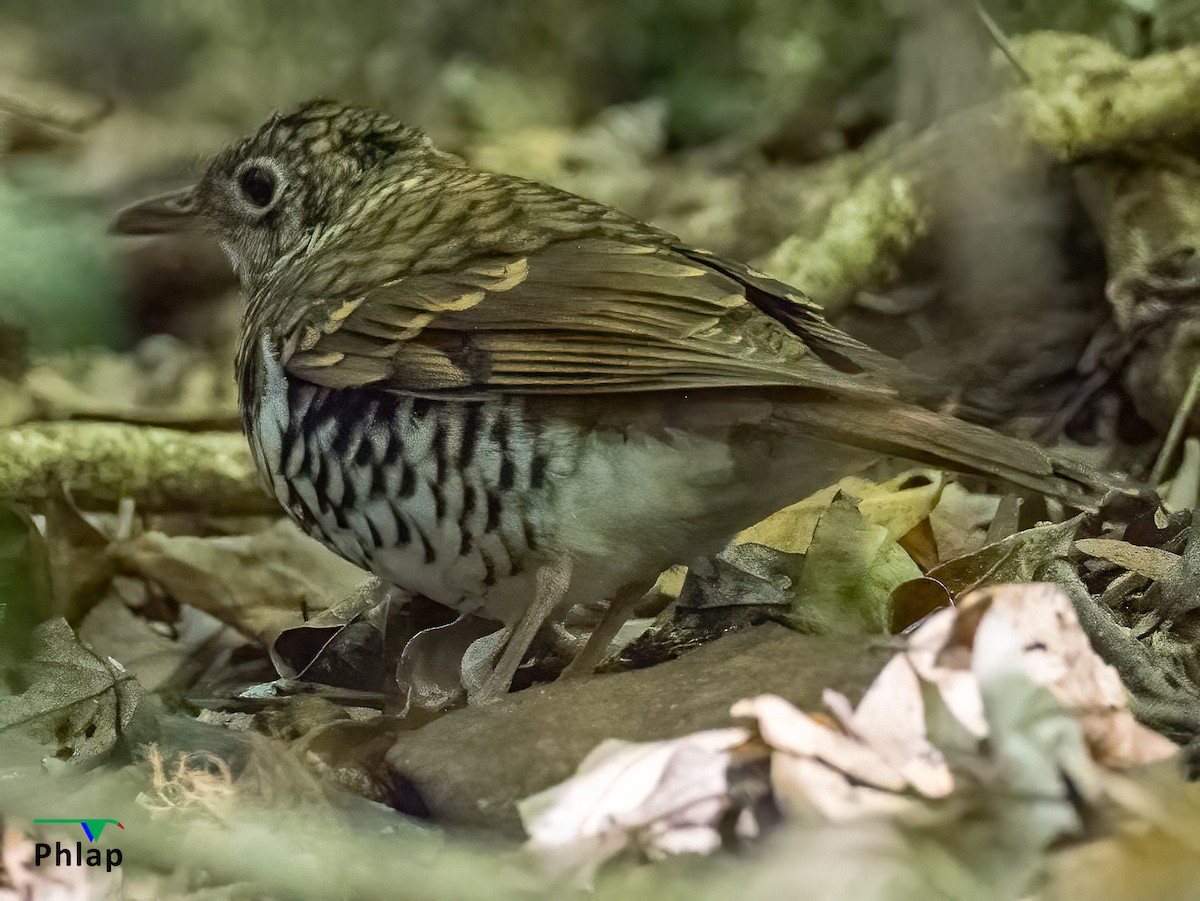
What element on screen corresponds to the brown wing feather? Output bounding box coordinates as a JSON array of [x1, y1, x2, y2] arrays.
[[281, 236, 899, 399]]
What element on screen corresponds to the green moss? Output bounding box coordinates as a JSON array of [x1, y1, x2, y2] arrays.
[[758, 164, 928, 315]]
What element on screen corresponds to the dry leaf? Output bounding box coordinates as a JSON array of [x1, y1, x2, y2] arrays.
[[927, 482, 1001, 562], [926, 516, 1083, 596], [0, 617, 142, 767], [111, 520, 371, 639], [77, 590, 239, 695], [1074, 538, 1180, 582], [519, 727, 753, 883], [887, 577, 953, 633], [826, 657, 954, 799], [732, 694, 921, 821], [737, 469, 945, 554], [905, 583, 1178, 767], [733, 583, 1172, 832]]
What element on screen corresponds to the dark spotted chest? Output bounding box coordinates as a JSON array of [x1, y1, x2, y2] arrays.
[[245, 341, 552, 608]]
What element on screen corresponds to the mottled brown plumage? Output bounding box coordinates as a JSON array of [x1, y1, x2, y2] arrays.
[[115, 99, 1124, 700]]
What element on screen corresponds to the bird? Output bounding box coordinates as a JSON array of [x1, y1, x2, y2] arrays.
[[114, 99, 1126, 703]]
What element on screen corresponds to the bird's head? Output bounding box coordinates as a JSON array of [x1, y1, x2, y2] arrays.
[[114, 99, 455, 284]]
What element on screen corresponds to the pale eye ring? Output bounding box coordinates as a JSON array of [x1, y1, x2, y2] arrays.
[[234, 158, 283, 211]]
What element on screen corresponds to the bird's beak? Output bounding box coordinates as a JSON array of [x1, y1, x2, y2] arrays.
[[111, 186, 201, 235]]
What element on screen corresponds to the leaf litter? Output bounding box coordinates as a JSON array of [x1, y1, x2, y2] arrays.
[[520, 582, 1174, 885], [6, 450, 1200, 899], [9, 460, 1200, 897]]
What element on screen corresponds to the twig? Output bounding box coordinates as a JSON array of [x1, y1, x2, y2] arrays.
[[973, 1, 1032, 84], [1150, 361, 1200, 486]]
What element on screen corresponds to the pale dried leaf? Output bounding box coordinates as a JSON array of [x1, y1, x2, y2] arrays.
[[518, 727, 751, 882], [909, 584, 1177, 768], [78, 594, 234, 693], [768, 754, 914, 821], [732, 694, 906, 793], [971, 610, 1103, 826], [1074, 538, 1181, 582], [738, 582, 1172, 832], [828, 655, 954, 798], [1, 825, 114, 900]]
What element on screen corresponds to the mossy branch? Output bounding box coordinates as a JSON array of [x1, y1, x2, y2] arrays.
[[0, 422, 275, 514], [1016, 33, 1200, 161]]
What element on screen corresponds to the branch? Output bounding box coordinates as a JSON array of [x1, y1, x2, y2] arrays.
[[0, 422, 276, 515], [1016, 33, 1200, 160]]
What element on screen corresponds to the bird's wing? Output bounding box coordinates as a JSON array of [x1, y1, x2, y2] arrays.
[[277, 237, 900, 398]]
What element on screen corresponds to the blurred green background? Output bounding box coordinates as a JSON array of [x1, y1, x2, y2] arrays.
[[0, 0, 1197, 356]]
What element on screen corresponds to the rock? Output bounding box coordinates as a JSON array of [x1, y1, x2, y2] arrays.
[[385, 624, 890, 835]]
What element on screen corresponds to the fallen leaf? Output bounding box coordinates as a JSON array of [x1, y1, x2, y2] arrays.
[[927, 482, 1002, 561], [735, 694, 905, 792], [826, 657, 954, 799], [737, 469, 945, 554], [0, 617, 142, 767], [112, 520, 371, 639], [519, 727, 754, 884], [789, 492, 921, 634], [1075, 537, 1181, 582], [906, 583, 1177, 767], [731, 584, 1171, 836], [78, 592, 236, 694], [887, 577, 953, 633], [926, 516, 1083, 596], [402, 613, 502, 713], [732, 694, 920, 821], [1, 824, 110, 900]]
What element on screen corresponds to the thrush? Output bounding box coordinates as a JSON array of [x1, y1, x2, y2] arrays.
[[115, 99, 1125, 701]]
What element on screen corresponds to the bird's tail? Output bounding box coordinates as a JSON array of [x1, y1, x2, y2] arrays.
[[775, 394, 1133, 510]]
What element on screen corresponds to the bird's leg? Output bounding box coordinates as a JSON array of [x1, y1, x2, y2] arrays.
[[470, 557, 573, 705], [560, 583, 647, 678]]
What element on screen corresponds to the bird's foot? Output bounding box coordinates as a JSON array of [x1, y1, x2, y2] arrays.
[[560, 585, 648, 679], [468, 558, 572, 705]]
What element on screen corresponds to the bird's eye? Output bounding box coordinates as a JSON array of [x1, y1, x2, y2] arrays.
[[239, 165, 276, 208]]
